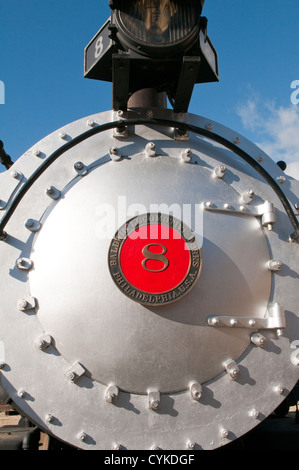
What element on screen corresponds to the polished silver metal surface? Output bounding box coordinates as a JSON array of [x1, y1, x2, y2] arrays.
[[0, 107, 299, 450]]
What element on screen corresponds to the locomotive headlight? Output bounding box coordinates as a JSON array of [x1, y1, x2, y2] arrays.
[[85, 0, 218, 112], [114, 0, 201, 56]]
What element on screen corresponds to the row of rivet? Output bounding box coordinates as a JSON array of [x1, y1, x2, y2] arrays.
[[31, 119, 97, 158], [4, 338, 290, 449], [203, 122, 284, 177], [109, 143, 193, 164]]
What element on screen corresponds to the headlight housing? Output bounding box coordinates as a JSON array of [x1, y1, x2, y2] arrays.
[[114, 0, 201, 57]]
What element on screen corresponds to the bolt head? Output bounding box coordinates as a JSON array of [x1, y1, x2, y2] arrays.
[[25, 219, 34, 228], [10, 170, 19, 179], [46, 414, 54, 423], [151, 400, 159, 410], [220, 429, 229, 438], [17, 389, 26, 398], [66, 371, 76, 382], [77, 432, 87, 442], [18, 299, 28, 311], [74, 162, 84, 170], [250, 410, 260, 419]]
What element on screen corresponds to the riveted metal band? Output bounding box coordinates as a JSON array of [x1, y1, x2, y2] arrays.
[[1, 116, 298, 241]]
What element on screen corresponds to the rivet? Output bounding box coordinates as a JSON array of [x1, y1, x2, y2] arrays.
[[33, 149, 41, 157], [189, 382, 202, 401], [117, 110, 124, 116], [66, 371, 76, 382], [17, 296, 36, 313], [275, 386, 284, 395], [34, 334, 52, 351], [224, 360, 240, 380], [58, 132, 67, 140], [17, 389, 26, 399], [181, 148, 192, 163], [10, 170, 19, 179], [208, 317, 219, 326], [249, 409, 260, 419], [145, 142, 156, 157], [241, 189, 254, 204], [148, 390, 160, 410], [16, 257, 33, 271], [267, 259, 283, 272], [109, 147, 121, 162], [205, 123, 213, 131], [257, 155, 264, 163], [239, 205, 246, 212], [233, 137, 240, 144], [112, 443, 121, 450], [105, 385, 119, 404], [220, 429, 229, 439], [224, 203, 231, 210], [74, 162, 88, 176], [277, 175, 286, 184], [25, 219, 34, 228], [46, 186, 61, 200], [77, 432, 87, 442], [74, 162, 84, 170], [146, 109, 154, 118], [205, 201, 213, 208], [87, 119, 95, 127], [213, 165, 226, 178], [24, 219, 41, 232], [0, 362, 5, 370], [187, 441, 196, 450], [17, 299, 28, 311], [229, 318, 237, 326], [46, 414, 54, 423]]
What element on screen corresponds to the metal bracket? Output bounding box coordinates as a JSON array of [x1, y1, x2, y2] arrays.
[[207, 303, 286, 330], [203, 200, 276, 228], [65, 362, 86, 383], [173, 56, 201, 113], [112, 53, 131, 111]]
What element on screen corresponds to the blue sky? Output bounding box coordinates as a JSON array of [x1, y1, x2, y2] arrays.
[[1, 0, 299, 176]]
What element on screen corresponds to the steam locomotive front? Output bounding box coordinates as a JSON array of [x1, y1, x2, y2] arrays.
[[0, 0, 299, 450]]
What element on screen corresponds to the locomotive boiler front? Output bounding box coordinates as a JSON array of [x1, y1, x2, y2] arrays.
[[0, 108, 299, 450], [1, 0, 299, 451]]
